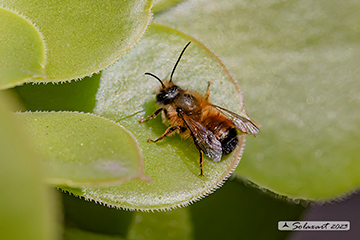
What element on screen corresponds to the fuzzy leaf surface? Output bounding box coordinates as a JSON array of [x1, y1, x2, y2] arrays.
[[0, 0, 153, 81], [64, 24, 252, 210], [15, 112, 146, 187], [0, 7, 46, 89], [153, 0, 185, 13]]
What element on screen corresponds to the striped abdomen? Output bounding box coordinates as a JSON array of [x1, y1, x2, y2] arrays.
[[202, 115, 239, 155]]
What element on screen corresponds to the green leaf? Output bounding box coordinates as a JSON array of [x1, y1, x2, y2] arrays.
[[14, 73, 101, 112], [0, 92, 58, 240], [155, 0, 360, 200], [0, 0, 153, 81], [64, 209, 193, 240], [127, 209, 193, 240], [65, 24, 251, 210], [15, 112, 147, 187], [61, 178, 304, 240], [62, 191, 193, 240], [0, 7, 46, 89], [189, 179, 305, 240], [64, 228, 125, 240], [153, 0, 185, 13], [62, 192, 133, 236]]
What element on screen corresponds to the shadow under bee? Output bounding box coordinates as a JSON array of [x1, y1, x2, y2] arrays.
[[140, 100, 212, 177]]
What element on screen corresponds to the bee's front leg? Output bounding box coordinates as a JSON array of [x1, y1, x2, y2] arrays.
[[147, 126, 181, 143], [139, 108, 163, 123]]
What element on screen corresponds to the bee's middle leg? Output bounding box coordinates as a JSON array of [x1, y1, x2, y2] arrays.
[[147, 125, 181, 143]]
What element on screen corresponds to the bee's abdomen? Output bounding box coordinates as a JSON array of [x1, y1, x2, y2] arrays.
[[218, 127, 238, 155], [203, 116, 239, 155]]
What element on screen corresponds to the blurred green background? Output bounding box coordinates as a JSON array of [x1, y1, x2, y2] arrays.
[[1, 0, 359, 239]]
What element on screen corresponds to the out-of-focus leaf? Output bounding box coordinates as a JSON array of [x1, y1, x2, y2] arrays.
[[14, 73, 101, 112], [0, 92, 58, 240], [155, 0, 360, 200], [153, 0, 185, 13], [62, 192, 133, 236], [15, 112, 146, 187], [64, 228, 125, 240], [62, 192, 193, 240], [127, 209, 193, 240], [189, 178, 305, 240], [0, 0, 153, 81], [0, 7, 45, 89]]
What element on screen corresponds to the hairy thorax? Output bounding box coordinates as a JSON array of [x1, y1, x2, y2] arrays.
[[162, 91, 203, 137]]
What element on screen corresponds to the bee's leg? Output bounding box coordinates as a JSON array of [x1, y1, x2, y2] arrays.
[[205, 81, 211, 101], [147, 126, 181, 143], [199, 150, 204, 176], [139, 108, 163, 123]]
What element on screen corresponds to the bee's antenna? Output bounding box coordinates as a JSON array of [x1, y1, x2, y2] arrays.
[[145, 72, 165, 88], [170, 41, 191, 82]]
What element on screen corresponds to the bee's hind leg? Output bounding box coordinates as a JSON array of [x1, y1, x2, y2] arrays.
[[147, 125, 181, 143], [139, 108, 163, 123], [198, 150, 204, 176], [205, 81, 211, 101]]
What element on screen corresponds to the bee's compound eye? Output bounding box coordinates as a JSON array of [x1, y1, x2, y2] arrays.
[[156, 92, 167, 104], [156, 86, 180, 105]]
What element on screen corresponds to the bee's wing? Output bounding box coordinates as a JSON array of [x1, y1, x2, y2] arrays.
[[178, 111, 222, 162], [211, 104, 259, 135]]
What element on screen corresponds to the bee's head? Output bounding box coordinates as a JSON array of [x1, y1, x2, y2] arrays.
[[156, 83, 181, 105], [144, 72, 182, 105], [144, 42, 192, 105]]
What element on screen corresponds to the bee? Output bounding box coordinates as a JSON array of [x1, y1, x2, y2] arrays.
[[139, 42, 259, 176]]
